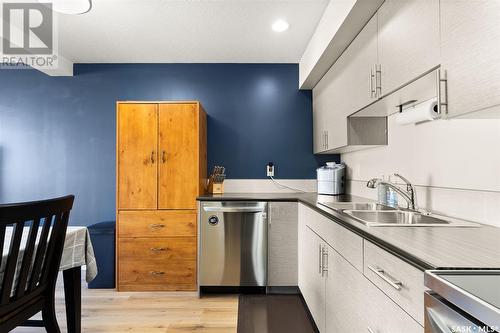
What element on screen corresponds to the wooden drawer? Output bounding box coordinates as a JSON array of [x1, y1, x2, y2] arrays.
[[118, 237, 196, 261], [118, 210, 196, 237], [363, 241, 425, 325], [300, 204, 363, 271], [119, 259, 196, 291]]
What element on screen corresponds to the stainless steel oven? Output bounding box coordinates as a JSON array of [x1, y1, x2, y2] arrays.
[[199, 201, 267, 287], [425, 270, 500, 333]]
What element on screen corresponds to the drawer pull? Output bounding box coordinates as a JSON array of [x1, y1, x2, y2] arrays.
[[150, 271, 165, 275], [150, 247, 166, 252], [367, 265, 402, 290], [150, 223, 166, 229], [367, 327, 375, 333]]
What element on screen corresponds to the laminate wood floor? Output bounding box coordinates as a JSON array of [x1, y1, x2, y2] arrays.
[[12, 275, 238, 333]]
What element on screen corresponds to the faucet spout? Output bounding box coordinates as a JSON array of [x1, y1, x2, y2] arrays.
[[365, 175, 418, 211]]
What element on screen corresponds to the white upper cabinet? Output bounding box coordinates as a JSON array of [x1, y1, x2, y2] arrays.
[[312, 92, 327, 154], [331, 13, 379, 114], [313, 14, 378, 152], [313, 62, 348, 153], [377, 0, 440, 96], [441, 0, 500, 118]]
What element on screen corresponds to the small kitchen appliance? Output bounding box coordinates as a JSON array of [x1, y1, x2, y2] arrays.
[[317, 162, 345, 195]]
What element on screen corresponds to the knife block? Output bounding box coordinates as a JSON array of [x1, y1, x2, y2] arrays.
[[208, 181, 224, 194]]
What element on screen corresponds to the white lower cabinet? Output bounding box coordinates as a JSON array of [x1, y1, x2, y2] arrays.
[[362, 278, 423, 333], [298, 225, 326, 332], [268, 202, 298, 286], [325, 244, 367, 333], [298, 204, 423, 333]]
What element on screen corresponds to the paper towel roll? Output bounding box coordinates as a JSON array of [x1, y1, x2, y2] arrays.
[[396, 98, 440, 125]]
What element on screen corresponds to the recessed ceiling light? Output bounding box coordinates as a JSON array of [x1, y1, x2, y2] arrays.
[[272, 20, 289, 32]]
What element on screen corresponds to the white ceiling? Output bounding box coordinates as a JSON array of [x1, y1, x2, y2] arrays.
[[56, 0, 329, 63]]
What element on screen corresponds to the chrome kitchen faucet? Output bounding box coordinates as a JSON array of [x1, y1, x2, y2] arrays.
[[366, 174, 418, 211]]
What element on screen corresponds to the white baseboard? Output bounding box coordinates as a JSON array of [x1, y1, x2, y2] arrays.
[[223, 179, 317, 193]]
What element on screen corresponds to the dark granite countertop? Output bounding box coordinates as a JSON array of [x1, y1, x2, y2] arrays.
[[198, 193, 500, 271]]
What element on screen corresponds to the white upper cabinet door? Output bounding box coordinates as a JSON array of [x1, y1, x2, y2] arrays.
[[441, 0, 500, 118], [331, 13, 379, 114], [378, 0, 440, 96], [314, 62, 348, 152], [312, 101, 327, 153], [313, 14, 378, 152]]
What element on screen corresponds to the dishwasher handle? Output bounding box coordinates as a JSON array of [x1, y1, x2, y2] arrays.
[[203, 206, 266, 213], [426, 308, 453, 333]]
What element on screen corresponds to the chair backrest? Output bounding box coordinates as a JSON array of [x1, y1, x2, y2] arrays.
[[0, 195, 74, 313]]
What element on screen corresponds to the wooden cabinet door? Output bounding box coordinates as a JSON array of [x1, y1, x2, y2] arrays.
[[325, 244, 367, 333], [378, 0, 440, 96], [298, 224, 325, 332], [158, 103, 199, 209], [117, 103, 158, 209], [441, 0, 500, 118]]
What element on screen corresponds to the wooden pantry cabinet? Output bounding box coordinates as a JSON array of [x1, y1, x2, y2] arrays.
[[116, 101, 207, 291]]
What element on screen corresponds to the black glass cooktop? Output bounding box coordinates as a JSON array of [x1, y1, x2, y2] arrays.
[[440, 272, 500, 309]]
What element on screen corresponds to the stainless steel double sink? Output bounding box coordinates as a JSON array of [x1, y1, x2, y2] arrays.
[[318, 202, 478, 227]]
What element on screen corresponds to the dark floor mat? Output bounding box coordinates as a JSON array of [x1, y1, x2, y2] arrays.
[[237, 294, 316, 333]]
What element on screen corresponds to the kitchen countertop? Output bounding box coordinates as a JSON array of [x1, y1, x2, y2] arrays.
[[198, 193, 500, 271]]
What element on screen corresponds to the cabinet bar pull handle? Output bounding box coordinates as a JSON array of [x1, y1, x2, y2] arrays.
[[370, 68, 375, 98], [367, 265, 402, 290], [162, 150, 166, 163], [376, 64, 382, 96], [150, 223, 166, 229], [150, 151, 155, 163], [367, 327, 375, 333], [150, 271, 165, 275], [319, 244, 322, 274], [322, 247, 328, 277], [150, 247, 166, 252]]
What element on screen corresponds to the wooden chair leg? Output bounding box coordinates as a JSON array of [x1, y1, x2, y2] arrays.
[[63, 267, 81, 333], [42, 295, 61, 333]]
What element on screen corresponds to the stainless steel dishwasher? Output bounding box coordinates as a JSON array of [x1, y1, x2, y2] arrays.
[[199, 201, 267, 288]]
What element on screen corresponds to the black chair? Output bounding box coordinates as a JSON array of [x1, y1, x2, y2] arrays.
[[0, 195, 75, 333]]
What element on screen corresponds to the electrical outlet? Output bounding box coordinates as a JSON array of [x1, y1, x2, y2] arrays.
[[267, 162, 275, 177]]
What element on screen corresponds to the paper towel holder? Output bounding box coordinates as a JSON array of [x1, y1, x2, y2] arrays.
[[396, 99, 418, 113]]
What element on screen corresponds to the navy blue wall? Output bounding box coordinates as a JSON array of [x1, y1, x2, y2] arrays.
[[0, 64, 339, 225]]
